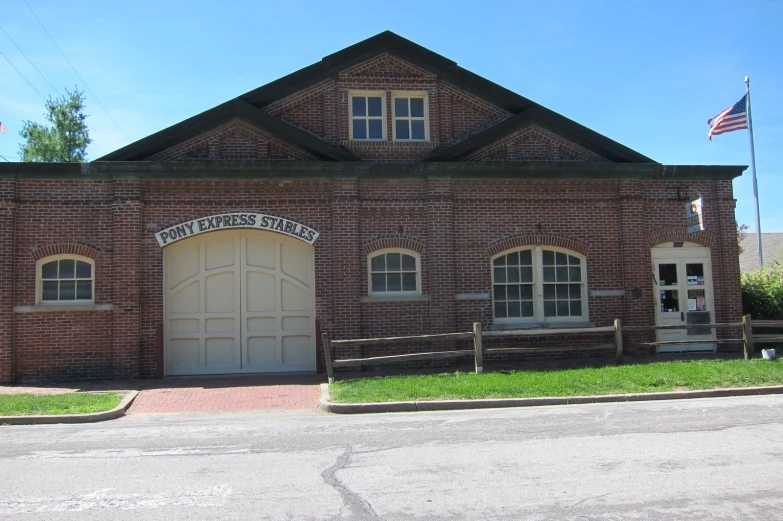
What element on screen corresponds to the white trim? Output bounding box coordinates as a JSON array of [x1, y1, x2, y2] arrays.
[[36, 254, 95, 306], [391, 91, 429, 142], [490, 246, 588, 324], [454, 293, 490, 300], [14, 304, 113, 313], [367, 248, 422, 297], [360, 295, 431, 303], [348, 90, 386, 141]]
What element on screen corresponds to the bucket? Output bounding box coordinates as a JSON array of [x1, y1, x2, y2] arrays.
[[762, 349, 777, 360]]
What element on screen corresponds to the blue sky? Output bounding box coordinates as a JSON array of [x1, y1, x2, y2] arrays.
[[1, 0, 780, 232]]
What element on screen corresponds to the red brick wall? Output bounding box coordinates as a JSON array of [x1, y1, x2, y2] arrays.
[[148, 121, 321, 162], [0, 173, 742, 382], [149, 54, 515, 164], [463, 125, 610, 163]]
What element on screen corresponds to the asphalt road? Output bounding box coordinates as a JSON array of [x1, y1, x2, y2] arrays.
[[2, 395, 783, 520]]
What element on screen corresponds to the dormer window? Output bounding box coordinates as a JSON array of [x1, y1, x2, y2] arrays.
[[350, 92, 385, 140], [393, 93, 428, 141]]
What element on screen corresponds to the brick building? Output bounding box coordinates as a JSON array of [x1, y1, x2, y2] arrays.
[[0, 32, 745, 383]]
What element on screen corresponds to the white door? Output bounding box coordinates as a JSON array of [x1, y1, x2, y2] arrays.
[[165, 230, 315, 375], [652, 244, 716, 353]]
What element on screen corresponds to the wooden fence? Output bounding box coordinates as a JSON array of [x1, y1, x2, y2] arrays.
[[321, 321, 622, 384], [321, 316, 783, 384]]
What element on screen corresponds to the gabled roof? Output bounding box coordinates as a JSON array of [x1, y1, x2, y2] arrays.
[[99, 99, 359, 162], [98, 31, 654, 163]]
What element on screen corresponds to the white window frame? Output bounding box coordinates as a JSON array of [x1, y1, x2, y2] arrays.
[[349, 91, 386, 141], [391, 91, 429, 142], [491, 246, 588, 325], [36, 254, 95, 305], [367, 248, 422, 297]]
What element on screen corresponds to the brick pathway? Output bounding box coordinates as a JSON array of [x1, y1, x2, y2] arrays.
[[128, 383, 321, 413], [0, 374, 324, 414]]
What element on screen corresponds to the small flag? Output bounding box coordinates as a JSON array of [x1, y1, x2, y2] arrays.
[[0, 122, 8, 133], [708, 95, 748, 140]]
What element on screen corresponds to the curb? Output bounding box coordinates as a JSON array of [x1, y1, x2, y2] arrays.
[[318, 383, 783, 414], [0, 391, 140, 425]]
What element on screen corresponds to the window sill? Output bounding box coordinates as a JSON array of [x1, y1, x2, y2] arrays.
[[341, 140, 438, 148], [360, 295, 431, 303], [490, 321, 595, 331], [14, 304, 114, 313]]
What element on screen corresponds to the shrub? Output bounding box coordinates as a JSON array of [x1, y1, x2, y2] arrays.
[[742, 262, 783, 320]]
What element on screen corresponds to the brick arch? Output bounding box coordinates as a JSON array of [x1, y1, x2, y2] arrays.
[[646, 227, 715, 248], [362, 236, 426, 255], [28, 241, 105, 261], [486, 234, 589, 258]]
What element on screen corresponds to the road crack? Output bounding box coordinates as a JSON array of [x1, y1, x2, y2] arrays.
[[322, 446, 379, 520]]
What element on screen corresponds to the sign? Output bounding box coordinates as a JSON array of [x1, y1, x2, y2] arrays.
[[686, 197, 704, 234], [155, 213, 320, 247]]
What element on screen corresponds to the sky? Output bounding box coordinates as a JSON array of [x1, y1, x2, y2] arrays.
[[1, 0, 781, 232]]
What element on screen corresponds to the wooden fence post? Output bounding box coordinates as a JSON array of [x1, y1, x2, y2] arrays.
[[321, 333, 335, 384], [614, 319, 623, 364], [742, 314, 755, 359], [473, 322, 483, 374]]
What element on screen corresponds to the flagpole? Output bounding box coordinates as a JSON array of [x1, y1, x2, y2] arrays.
[[745, 76, 763, 267]]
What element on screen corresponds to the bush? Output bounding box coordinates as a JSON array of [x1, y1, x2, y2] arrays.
[[742, 263, 783, 320]]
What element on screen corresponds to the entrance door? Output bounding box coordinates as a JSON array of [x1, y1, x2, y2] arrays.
[[651, 244, 716, 352], [165, 229, 316, 375]]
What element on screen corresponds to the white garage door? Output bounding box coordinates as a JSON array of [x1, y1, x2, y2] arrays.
[[164, 229, 315, 376]]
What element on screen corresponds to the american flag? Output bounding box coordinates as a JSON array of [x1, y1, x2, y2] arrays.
[[708, 95, 748, 140], [0, 121, 8, 133]]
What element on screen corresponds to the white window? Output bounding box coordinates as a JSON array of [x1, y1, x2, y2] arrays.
[[37, 256, 94, 304], [392, 92, 428, 141], [492, 247, 587, 324], [368, 249, 421, 296], [349, 92, 385, 140]]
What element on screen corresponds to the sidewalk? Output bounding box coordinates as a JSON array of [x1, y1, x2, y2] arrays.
[[0, 374, 326, 415]]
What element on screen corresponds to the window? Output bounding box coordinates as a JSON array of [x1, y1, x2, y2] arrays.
[[37, 256, 94, 304], [392, 93, 428, 141], [350, 92, 385, 140], [492, 247, 587, 323], [368, 249, 420, 296]]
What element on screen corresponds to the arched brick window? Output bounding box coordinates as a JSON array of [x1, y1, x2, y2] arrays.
[[367, 248, 421, 296], [36, 255, 94, 304], [492, 246, 587, 324]]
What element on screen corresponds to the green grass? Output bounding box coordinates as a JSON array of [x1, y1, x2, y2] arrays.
[[0, 392, 123, 416], [330, 359, 783, 403]]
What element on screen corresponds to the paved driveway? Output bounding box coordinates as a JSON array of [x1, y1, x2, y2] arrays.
[[1, 374, 324, 414]]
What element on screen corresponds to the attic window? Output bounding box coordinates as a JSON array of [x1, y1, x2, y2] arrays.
[[350, 92, 385, 140], [392, 93, 428, 141]]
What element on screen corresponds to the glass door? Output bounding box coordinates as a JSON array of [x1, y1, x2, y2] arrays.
[[652, 246, 716, 353]]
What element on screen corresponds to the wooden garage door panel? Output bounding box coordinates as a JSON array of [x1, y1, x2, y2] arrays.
[[240, 231, 315, 373], [166, 229, 315, 375]]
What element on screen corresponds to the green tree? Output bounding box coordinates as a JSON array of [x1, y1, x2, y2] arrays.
[[19, 88, 91, 162]]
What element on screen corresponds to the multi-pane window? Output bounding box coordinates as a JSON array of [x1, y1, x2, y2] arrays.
[[368, 250, 419, 295], [492, 247, 586, 323], [393, 95, 427, 140], [350, 94, 384, 140], [542, 250, 583, 318], [39, 257, 94, 303], [493, 250, 534, 319]]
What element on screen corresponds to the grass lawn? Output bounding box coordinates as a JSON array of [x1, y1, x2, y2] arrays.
[[0, 392, 123, 416], [330, 359, 783, 403]]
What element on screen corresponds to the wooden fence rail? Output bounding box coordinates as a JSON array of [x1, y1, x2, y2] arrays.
[[321, 321, 622, 384], [321, 315, 782, 383]]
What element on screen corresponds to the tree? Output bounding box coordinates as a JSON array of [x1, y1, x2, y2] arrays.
[[737, 221, 749, 254], [19, 88, 91, 162]]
